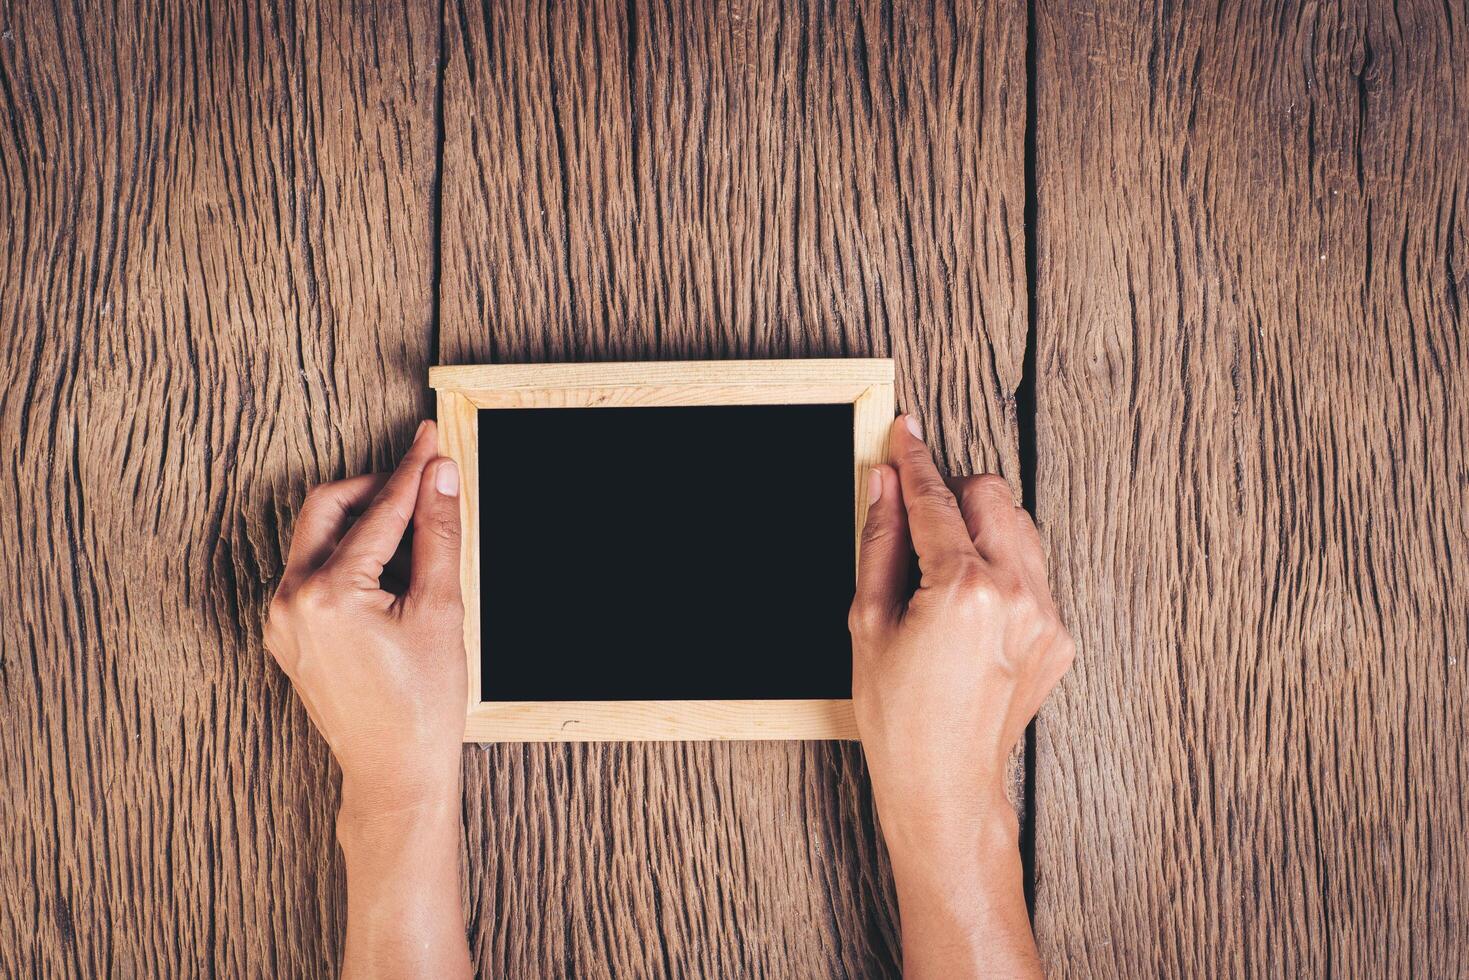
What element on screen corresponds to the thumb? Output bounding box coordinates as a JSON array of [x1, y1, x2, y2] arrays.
[[850, 465, 910, 634], [408, 457, 463, 608]]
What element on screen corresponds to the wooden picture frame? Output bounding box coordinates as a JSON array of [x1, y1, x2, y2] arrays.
[[430, 359, 895, 742]]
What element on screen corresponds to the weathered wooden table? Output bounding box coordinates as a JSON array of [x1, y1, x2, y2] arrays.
[[3, 1, 1464, 975]]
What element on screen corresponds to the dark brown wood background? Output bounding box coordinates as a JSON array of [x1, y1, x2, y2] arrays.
[[1, 0, 1462, 976]]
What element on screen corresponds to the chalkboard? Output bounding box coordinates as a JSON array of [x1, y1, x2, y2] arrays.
[[479, 404, 855, 701], [431, 358, 893, 741]]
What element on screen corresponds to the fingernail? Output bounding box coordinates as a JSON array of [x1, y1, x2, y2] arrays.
[[867, 467, 883, 503], [413, 419, 430, 442], [435, 459, 459, 496], [904, 414, 923, 440]]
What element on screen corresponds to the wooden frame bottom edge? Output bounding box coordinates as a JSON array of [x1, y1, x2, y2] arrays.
[[462, 698, 858, 743]]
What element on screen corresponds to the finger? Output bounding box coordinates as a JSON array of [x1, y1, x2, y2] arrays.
[[1007, 505, 1055, 598], [950, 474, 1049, 590], [947, 474, 1019, 555], [325, 420, 439, 584], [888, 415, 978, 575], [408, 456, 463, 609], [281, 473, 391, 592], [851, 465, 910, 631]]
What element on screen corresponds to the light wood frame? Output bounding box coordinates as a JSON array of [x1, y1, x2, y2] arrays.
[[430, 359, 895, 743]]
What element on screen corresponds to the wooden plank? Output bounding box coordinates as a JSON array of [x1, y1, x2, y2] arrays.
[[1030, 2, 1469, 975], [440, 0, 1028, 973], [0, 0, 438, 974]]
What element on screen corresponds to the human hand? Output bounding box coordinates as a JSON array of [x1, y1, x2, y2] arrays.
[[267, 421, 471, 977], [849, 415, 1072, 977], [265, 420, 466, 819], [850, 414, 1072, 836]]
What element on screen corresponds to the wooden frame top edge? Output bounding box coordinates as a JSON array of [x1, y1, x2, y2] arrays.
[[430, 358, 895, 391]]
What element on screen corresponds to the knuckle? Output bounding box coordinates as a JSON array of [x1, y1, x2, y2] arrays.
[[423, 509, 460, 543], [953, 472, 1010, 497], [266, 588, 291, 621], [973, 473, 1013, 498], [941, 559, 996, 608], [1006, 584, 1043, 622], [859, 515, 897, 551], [958, 474, 1019, 517], [262, 594, 296, 663], [1050, 625, 1076, 660], [1055, 631, 1077, 665], [847, 598, 887, 637], [291, 578, 334, 614], [1022, 614, 1055, 650], [914, 477, 957, 504], [1009, 590, 1064, 650], [949, 556, 989, 589], [265, 596, 293, 639], [911, 482, 960, 518], [1037, 629, 1076, 687], [1025, 604, 1071, 655], [900, 441, 933, 466]]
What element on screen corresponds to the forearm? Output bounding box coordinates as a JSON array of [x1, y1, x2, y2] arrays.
[[882, 800, 1041, 979], [337, 783, 471, 980]]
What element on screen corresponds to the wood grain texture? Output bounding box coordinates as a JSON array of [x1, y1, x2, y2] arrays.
[[440, 0, 1027, 973], [1030, 1, 1469, 976], [19, 0, 1460, 974], [0, 0, 437, 973]]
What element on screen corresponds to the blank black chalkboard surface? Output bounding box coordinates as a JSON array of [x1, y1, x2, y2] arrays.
[[430, 360, 894, 742]]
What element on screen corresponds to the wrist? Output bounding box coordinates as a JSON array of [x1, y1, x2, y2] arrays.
[[877, 776, 1014, 853], [337, 777, 459, 850], [880, 796, 1035, 977], [879, 788, 1020, 888]]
